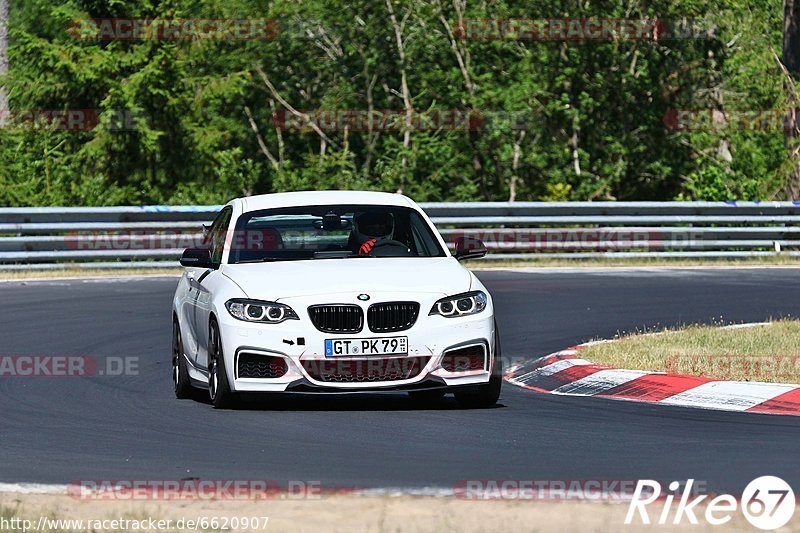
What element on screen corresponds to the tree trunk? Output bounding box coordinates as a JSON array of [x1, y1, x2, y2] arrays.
[[439, 0, 488, 198], [385, 0, 413, 193], [786, 0, 800, 75], [0, 0, 8, 125], [784, 0, 800, 198], [508, 130, 525, 202]]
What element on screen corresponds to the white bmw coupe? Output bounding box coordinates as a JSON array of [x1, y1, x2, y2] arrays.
[[172, 191, 501, 408]]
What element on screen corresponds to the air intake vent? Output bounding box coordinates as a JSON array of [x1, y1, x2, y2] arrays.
[[308, 305, 364, 334], [237, 353, 288, 379], [367, 302, 420, 333], [441, 344, 487, 372]]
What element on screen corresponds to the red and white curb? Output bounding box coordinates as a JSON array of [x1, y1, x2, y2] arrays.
[[504, 326, 800, 416]]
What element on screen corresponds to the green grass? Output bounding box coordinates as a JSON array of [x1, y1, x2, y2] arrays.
[[578, 321, 800, 384]]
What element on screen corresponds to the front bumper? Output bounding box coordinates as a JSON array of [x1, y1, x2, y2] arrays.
[[216, 294, 495, 392]]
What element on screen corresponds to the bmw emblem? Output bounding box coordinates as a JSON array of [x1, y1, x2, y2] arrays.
[[357, 293, 370, 301]]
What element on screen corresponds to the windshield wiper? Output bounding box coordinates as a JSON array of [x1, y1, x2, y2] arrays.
[[313, 251, 355, 259], [235, 257, 294, 264]]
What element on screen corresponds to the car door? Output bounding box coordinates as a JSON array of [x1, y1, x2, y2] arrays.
[[191, 206, 232, 369], [178, 229, 211, 361]]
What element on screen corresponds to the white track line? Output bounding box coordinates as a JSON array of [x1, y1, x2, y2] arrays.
[[660, 381, 798, 411], [0, 483, 69, 494], [719, 322, 771, 330]]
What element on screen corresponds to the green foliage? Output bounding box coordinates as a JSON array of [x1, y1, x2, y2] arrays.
[[0, 0, 793, 205]]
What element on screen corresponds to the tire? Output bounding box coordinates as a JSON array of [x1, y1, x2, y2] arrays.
[[454, 322, 503, 408], [208, 319, 236, 409], [408, 389, 447, 403], [172, 319, 193, 399]]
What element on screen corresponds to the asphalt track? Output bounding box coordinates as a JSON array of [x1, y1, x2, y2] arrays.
[[1, 268, 800, 494]]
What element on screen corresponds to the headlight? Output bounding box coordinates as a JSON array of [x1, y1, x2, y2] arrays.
[[429, 291, 488, 317], [225, 299, 299, 324]]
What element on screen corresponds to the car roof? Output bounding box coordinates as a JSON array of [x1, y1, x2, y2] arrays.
[[238, 190, 416, 212]]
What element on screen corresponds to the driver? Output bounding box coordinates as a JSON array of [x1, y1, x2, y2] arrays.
[[351, 211, 394, 255]]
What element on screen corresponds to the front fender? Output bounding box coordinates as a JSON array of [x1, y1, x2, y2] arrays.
[[194, 269, 248, 371]]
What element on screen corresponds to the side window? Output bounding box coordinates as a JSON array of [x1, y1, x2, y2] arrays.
[[410, 224, 427, 255], [208, 207, 232, 265], [409, 212, 442, 257]]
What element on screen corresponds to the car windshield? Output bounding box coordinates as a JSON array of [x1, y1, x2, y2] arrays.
[[229, 204, 446, 263]]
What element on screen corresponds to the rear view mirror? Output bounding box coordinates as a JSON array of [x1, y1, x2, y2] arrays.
[[322, 212, 344, 231], [453, 236, 488, 261], [180, 247, 215, 269]]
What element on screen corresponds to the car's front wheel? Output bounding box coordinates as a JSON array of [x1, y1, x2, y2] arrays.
[[172, 319, 193, 399], [454, 323, 503, 408], [208, 319, 235, 409]]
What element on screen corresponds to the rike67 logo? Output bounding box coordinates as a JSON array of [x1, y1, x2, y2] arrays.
[[625, 477, 795, 530]]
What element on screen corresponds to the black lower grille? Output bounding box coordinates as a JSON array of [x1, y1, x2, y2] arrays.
[[237, 353, 288, 379], [302, 356, 430, 382], [308, 305, 363, 333], [441, 345, 487, 372], [367, 302, 420, 332]]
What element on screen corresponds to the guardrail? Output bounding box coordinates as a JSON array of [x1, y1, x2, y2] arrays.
[[2, 201, 800, 269]]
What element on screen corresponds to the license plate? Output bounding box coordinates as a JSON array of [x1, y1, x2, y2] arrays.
[[325, 337, 408, 357]]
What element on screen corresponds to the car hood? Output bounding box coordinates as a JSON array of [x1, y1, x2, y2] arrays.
[[222, 257, 472, 299]]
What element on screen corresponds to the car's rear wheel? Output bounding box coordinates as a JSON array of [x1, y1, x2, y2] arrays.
[[208, 320, 235, 409], [172, 319, 193, 399], [454, 323, 503, 408]]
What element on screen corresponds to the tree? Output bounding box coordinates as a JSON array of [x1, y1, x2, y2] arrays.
[[0, 0, 795, 206], [784, 0, 800, 199], [0, 0, 7, 122]]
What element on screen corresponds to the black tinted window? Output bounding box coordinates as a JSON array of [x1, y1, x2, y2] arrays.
[[229, 205, 445, 263]]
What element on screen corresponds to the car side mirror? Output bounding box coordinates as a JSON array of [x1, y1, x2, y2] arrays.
[[453, 236, 488, 261], [180, 247, 216, 269]]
